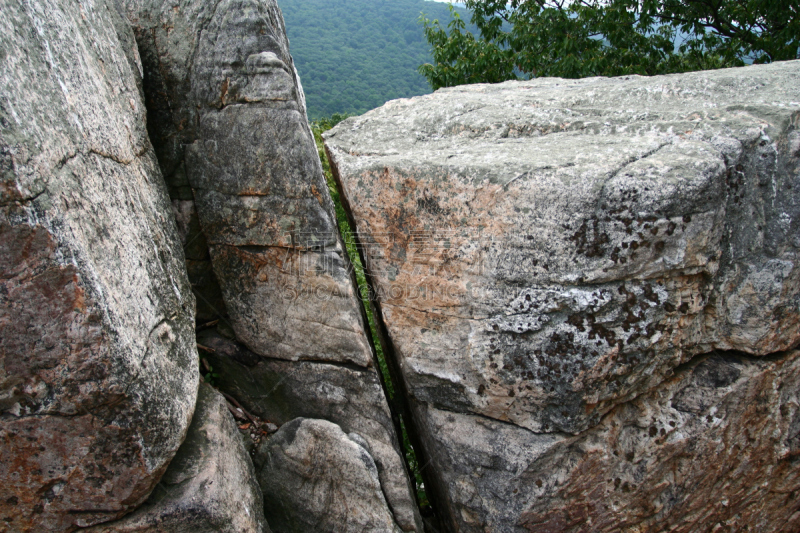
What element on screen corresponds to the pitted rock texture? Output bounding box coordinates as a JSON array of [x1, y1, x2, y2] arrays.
[[413, 350, 800, 532], [325, 61, 800, 436], [325, 61, 800, 531], [121, 0, 422, 529], [198, 328, 421, 532], [256, 418, 403, 533], [0, 0, 198, 530], [86, 384, 269, 533]]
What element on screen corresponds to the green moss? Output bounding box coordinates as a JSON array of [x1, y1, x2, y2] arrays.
[[312, 114, 429, 508]]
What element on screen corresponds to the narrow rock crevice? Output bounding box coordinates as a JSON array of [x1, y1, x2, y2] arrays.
[[325, 144, 442, 531]]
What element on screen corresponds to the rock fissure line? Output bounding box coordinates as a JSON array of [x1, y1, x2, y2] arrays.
[[411, 347, 779, 441], [56, 147, 139, 169], [0, 187, 47, 207], [254, 353, 373, 374], [213, 242, 341, 254], [212, 99, 298, 112], [326, 143, 441, 526], [599, 141, 671, 194], [424, 401, 573, 438]]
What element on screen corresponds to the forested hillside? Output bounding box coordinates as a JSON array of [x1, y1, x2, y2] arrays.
[[280, 0, 467, 118]]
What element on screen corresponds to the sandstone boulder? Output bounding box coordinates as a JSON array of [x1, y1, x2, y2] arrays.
[[256, 418, 402, 533], [86, 384, 269, 533], [0, 0, 198, 529], [325, 61, 800, 530]]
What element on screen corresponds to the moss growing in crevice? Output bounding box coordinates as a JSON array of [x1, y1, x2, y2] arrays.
[[311, 114, 430, 511]]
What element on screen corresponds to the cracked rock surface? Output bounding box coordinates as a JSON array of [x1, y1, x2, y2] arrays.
[[120, 0, 422, 530], [416, 350, 800, 532], [198, 328, 421, 532], [86, 384, 269, 533], [0, 0, 198, 529], [325, 61, 800, 531], [255, 417, 403, 533]]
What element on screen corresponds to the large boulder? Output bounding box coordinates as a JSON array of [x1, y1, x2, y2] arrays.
[[324, 61, 800, 531], [119, 0, 422, 530], [256, 418, 402, 533], [119, 0, 371, 364], [0, 0, 198, 530], [86, 384, 269, 533]]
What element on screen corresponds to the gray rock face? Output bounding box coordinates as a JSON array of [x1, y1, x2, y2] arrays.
[[198, 329, 421, 532], [121, 0, 422, 529], [324, 61, 800, 530], [186, 12, 373, 365], [256, 418, 402, 533], [0, 0, 198, 530], [86, 384, 269, 533], [414, 350, 800, 532], [120, 0, 372, 365]]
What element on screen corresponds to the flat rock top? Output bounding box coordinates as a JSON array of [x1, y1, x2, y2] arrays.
[[325, 61, 800, 436], [326, 61, 800, 178]]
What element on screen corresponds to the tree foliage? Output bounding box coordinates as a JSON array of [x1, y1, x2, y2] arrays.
[[419, 0, 800, 90]]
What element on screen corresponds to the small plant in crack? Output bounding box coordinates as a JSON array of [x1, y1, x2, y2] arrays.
[[312, 113, 429, 511], [200, 355, 220, 385]]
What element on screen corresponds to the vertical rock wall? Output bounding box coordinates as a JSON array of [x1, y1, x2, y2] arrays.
[[0, 0, 198, 530]]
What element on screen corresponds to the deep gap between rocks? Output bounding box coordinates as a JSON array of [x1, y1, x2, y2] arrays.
[[311, 121, 438, 527]]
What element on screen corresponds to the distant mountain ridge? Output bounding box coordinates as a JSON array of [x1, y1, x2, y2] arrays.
[[280, 0, 469, 119]]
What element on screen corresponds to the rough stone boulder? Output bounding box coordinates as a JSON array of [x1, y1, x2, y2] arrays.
[[198, 328, 419, 531], [120, 0, 422, 530], [256, 418, 403, 533], [0, 0, 198, 530], [120, 0, 372, 365], [86, 384, 269, 533], [324, 61, 800, 531], [415, 350, 800, 532]]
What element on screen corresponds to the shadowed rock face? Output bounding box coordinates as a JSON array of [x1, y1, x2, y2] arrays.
[[85, 384, 269, 533], [256, 418, 403, 533], [324, 61, 800, 531], [0, 0, 198, 529], [415, 350, 800, 532], [120, 0, 422, 530], [198, 329, 420, 533]]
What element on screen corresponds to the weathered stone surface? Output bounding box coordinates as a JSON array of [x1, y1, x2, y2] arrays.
[[414, 350, 800, 532], [86, 384, 269, 533], [0, 0, 198, 529], [121, 0, 372, 364], [122, 0, 423, 529], [198, 328, 421, 532], [256, 418, 403, 533], [324, 61, 800, 530], [325, 61, 800, 434]]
